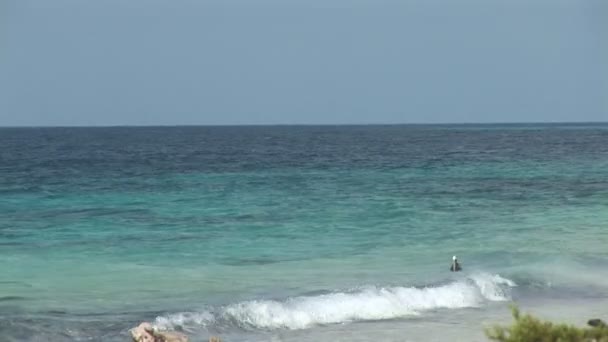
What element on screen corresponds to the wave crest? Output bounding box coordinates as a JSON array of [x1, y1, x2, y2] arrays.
[[155, 273, 515, 331]]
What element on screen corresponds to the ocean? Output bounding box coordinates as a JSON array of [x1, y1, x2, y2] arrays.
[[1, 124, 608, 341]]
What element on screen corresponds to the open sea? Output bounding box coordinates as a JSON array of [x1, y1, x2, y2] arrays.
[[1, 124, 608, 341]]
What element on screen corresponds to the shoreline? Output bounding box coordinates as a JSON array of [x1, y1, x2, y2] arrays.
[[133, 296, 608, 342]]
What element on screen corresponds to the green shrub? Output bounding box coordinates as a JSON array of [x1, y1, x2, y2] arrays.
[[486, 307, 608, 342]]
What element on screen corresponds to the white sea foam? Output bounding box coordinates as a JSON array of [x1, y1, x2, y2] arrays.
[[154, 311, 215, 331], [470, 273, 516, 301], [154, 273, 515, 331]]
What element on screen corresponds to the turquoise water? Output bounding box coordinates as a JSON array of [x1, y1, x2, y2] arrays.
[[1, 124, 608, 341]]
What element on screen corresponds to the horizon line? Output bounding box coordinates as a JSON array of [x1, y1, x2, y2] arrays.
[[0, 120, 608, 129], [1, 120, 607, 129]]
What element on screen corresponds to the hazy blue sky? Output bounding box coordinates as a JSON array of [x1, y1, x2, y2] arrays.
[[1, 0, 606, 126]]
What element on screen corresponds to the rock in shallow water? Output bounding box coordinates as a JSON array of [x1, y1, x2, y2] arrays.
[[130, 322, 188, 342]]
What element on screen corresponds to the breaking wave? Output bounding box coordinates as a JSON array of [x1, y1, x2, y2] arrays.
[[155, 273, 515, 331]]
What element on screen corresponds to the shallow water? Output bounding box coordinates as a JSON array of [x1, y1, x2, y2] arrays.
[[1, 124, 608, 341]]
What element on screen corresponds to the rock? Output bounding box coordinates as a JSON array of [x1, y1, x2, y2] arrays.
[[130, 322, 156, 342], [588, 319, 607, 328], [130, 322, 189, 342], [154, 330, 189, 342], [209, 337, 221, 342]]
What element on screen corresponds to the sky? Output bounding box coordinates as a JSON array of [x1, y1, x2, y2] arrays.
[[1, 0, 606, 126]]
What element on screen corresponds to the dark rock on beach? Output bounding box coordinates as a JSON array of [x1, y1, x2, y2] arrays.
[[588, 319, 607, 328]]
